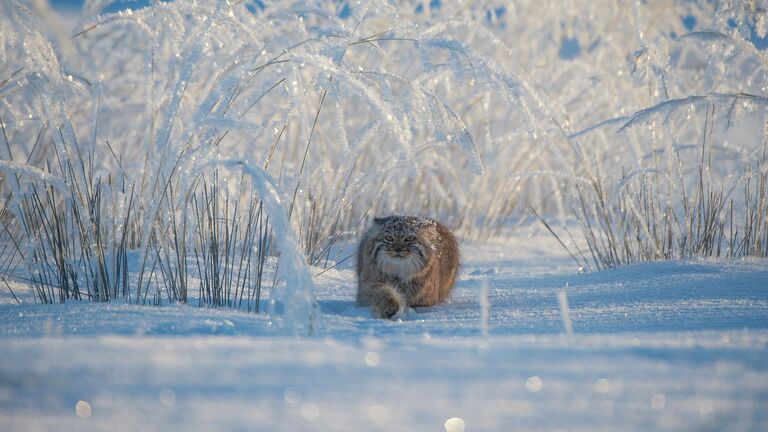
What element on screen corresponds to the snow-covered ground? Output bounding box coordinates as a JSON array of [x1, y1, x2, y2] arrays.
[[1, 230, 767, 431]]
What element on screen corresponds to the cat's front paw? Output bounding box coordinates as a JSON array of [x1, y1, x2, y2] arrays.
[[374, 295, 402, 319]]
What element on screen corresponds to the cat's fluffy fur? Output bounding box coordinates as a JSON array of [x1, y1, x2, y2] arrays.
[[356, 215, 459, 318]]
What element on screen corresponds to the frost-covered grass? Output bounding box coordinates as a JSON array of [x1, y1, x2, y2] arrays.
[[564, 115, 768, 270], [1, 0, 767, 323]]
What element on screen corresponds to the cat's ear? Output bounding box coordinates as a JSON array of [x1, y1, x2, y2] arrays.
[[373, 217, 388, 225]]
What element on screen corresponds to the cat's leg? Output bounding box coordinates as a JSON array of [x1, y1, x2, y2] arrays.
[[357, 282, 404, 319]]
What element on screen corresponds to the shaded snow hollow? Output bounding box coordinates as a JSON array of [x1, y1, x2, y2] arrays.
[[1, 231, 767, 431]]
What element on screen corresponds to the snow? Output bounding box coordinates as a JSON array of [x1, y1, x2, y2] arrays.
[[1, 229, 767, 431]]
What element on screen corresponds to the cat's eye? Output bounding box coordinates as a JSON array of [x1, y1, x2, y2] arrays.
[[384, 235, 394, 242], [405, 235, 416, 242]]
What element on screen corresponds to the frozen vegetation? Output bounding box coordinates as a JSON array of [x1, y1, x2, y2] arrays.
[[0, 0, 767, 430]]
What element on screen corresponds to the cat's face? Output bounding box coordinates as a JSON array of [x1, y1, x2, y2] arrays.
[[371, 216, 437, 279]]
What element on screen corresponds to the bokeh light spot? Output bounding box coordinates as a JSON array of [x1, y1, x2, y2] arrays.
[[364, 351, 381, 367], [594, 378, 612, 394], [525, 376, 543, 392], [444, 417, 466, 432], [75, 400, 92, 418]]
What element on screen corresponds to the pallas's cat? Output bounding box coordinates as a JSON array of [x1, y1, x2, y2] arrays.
[[356, 215, 459, 318]]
